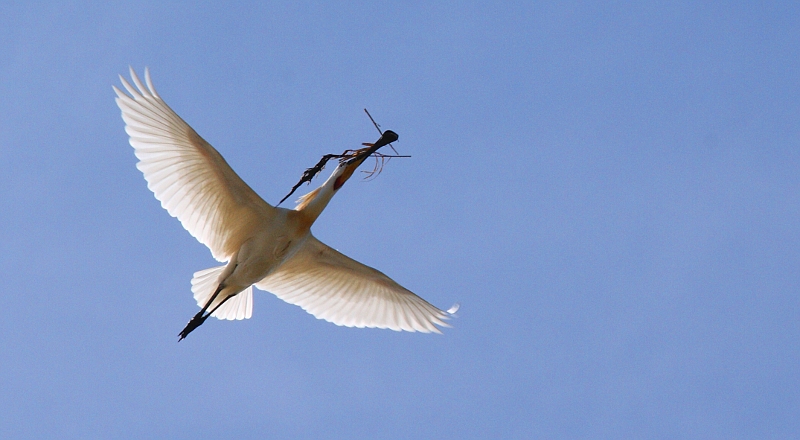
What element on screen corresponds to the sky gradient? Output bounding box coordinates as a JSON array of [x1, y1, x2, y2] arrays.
[[1, 1, 799, 438]]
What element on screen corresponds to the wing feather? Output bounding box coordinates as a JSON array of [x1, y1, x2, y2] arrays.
[[115, 67, 275, 261], [256, 235, 456, 333]]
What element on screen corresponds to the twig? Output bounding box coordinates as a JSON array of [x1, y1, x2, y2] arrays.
[[364, 108, 383, 135], [277, 153, 341, 206], [361, 152, 411, 181], [364, 108, 399, 156], [276, 110, 406, 206], [276, 130, 404, 206]]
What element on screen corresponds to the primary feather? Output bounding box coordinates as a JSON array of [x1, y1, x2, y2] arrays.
[[114, 67, 274, 262]]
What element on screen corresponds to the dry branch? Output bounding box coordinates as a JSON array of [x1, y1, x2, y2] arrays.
[[277, 130, 404, 206]]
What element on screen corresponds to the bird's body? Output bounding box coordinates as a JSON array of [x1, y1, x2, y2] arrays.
[[203, 209, 307, 311], [114, 68, 456, 339]]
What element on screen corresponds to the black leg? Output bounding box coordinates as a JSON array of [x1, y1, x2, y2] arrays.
[[198, 284, 225, 316], [205, 292, 237, 317], [178, 312, 209, 341], [177, 287, 239, 341], [178, 283, 226, 341]]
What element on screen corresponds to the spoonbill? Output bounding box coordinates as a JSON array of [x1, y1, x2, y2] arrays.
[[113, 68, 457, 340]]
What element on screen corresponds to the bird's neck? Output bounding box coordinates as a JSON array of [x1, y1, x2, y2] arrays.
[[294, 163, 348, 224]]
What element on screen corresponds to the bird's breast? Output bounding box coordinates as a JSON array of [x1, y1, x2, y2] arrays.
[[225, 214, 309, 288]]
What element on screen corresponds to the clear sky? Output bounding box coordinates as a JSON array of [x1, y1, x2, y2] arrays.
[[1, 1, 798, 438]]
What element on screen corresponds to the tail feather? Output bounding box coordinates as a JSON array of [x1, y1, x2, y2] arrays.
[[191, 266, 254, 320]]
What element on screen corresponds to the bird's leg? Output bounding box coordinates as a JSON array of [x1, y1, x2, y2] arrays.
[[178, 283, 226, 341], [178, 312, 210, 341], [177, 290, 240, 341], [205, 292, 238, 317], [198, 283, 226, 316]]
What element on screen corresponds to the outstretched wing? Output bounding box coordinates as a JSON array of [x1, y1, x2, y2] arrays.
[[114, 67, 275, 261], [256, 235, 458, 333]]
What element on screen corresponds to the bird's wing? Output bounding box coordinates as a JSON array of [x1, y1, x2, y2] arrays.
[[114, 67, 275, 262], [255, 235, 457, 333]]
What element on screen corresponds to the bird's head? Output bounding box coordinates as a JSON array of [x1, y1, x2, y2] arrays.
[[333, 129, 398, 191], [294, 130, 399, 222]]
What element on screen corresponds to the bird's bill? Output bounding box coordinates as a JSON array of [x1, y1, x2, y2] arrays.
[[345, 130, 398, 165], [335, 130, 399, 190]]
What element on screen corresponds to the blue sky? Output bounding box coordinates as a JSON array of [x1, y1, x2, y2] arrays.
[[1, 1, 798, 438]]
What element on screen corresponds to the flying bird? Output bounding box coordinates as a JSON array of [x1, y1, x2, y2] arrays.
[[113, 68, 457, 340]]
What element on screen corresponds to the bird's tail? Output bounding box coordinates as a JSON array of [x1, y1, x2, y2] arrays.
[[191, 266, 254, 320]]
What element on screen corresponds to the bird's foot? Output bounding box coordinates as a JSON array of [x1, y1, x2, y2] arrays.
[[178, 312, 209, 341]]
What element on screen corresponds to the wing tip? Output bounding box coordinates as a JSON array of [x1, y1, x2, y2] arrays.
[[446, 303, 460, 316]]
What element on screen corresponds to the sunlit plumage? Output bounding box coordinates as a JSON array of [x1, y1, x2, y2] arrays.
[[114, 68, 457, 339]]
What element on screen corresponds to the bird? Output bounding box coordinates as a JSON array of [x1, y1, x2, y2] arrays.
[[113, 67, 458, 340]]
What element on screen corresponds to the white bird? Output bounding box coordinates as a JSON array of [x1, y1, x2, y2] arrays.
[[114, 68, 457, 340]]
